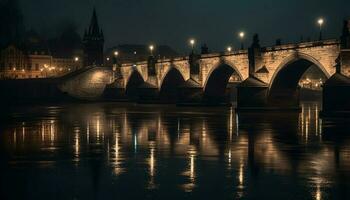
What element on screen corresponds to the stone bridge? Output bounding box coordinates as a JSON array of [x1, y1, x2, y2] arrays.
[[103, 39, 346, 105], [60, 21, 350, 112]]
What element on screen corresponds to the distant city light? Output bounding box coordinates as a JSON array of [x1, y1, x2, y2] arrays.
[[106, 57, 110, 61], [74, 57, 79, 62], [227, 46, 232, 52], [114, 51, 119, 56]]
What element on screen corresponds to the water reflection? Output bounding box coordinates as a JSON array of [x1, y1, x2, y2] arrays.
[[1, 102, 350, 199]]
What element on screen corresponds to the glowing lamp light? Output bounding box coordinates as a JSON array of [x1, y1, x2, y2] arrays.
[[114, 51, 119, 56], [149, 45, 154, 55], [74, 57, 79, 62], [317, 18, 324, 26], [190, 39, 195, 46], [239, 32, 245, 39], [189, 39, 196, 52], [149, 45, 154, 51], [227, 46, 232, 52]]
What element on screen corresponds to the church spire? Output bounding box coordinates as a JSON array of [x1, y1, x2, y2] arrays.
[[83, 7, 105, 66], [88, 7, 101, 37]]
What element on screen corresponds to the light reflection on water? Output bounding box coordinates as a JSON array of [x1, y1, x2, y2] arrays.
[[1, 102, 350, 199]]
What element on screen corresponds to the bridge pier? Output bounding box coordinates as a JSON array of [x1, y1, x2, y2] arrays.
[[103, 83, 129, 101], [267, 88, 301, 110], [137, 82, 159, 103], [236, 77, 269, 111], [321, 73, 350, 117], [177, 78, 203, 106]]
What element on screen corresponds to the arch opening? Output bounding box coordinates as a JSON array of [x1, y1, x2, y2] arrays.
[[269, 58, 328, 107], [125, 70, 144, 101], [159, 67, 185, 103], [204, 64, 242, 103]]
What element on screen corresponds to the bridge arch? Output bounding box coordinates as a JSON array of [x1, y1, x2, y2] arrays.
[[203, 62, 243, 102], [159, 66, 186, 102], [125, 69, 145, 100], [268, 53, 330, 106]]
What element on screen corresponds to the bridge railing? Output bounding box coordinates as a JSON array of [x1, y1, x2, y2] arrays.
[[120, 38, 340, 68]]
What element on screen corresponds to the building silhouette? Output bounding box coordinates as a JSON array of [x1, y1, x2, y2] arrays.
[[83, 8, 104, 67]]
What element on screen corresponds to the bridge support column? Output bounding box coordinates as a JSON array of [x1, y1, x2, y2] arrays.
[[236, 34, 270, 111], [177, 79, 203, 105], [102, 60, 129, 101], [236, 77, 268, 111], [137, 56, 160, 103], [321, 73, 350, 117], [103, 79, 128, 101], [177, 52, 204, 105]]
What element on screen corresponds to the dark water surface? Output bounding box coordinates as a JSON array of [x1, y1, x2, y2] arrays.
[[1, 102, 350, 200]]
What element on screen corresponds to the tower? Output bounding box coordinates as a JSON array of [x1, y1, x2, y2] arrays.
[[83, 8, 104, 66]]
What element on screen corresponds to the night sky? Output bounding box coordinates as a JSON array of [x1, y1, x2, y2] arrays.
[[21, 0, 350, 53]]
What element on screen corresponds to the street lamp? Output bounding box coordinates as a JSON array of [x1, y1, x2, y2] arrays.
[[149, 45, 154, 56], [189, 39, 195, 52], [317, 18, 324, 40], [239, 32, 245, 50], [113, 50, 119, 71], [227, 46, 232, 53], [74, 57, 79, 71]]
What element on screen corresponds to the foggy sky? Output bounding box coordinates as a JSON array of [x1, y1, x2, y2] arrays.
[[20, 0, 350, 53]]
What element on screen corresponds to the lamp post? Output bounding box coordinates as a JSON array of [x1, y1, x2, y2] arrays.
[[239, 32, 245, 50], [149, 45, 154, 56], [74, 57, 79, 71], [113, 51, 119, 71], [189, 39, 195, 53], [227, 46, 232, 53], [317, 18, 324, 40]]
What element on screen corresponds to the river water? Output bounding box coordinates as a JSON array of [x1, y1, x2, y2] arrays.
[[1, 102, 350, 200]]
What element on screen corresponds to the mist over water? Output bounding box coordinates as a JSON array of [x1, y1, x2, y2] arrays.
[[1, 102, 350, 200]]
